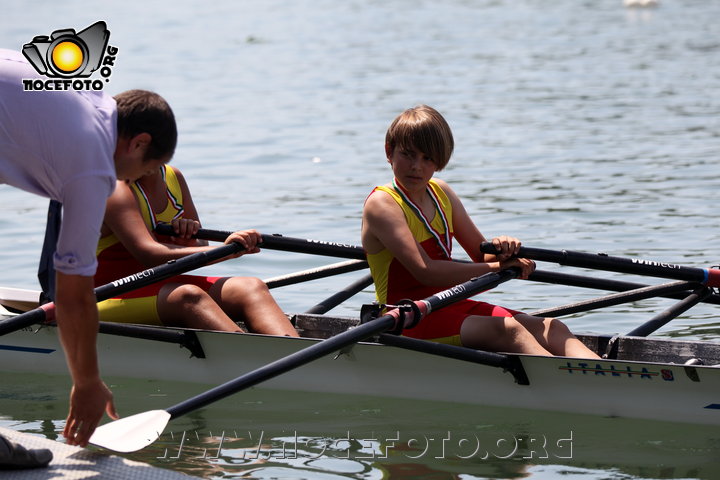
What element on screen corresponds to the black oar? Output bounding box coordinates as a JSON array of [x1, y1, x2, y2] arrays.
[[625, 286, 714, 337], [0, 242, 244, 336], [263, 259, 368, 289], [155, 224, 365, 260], [481, 243, 720, 287], [89, 268, 518, 453], [528, 270, 720, 306], [304, 273, 374, 314], [530, 280, 700, 317]]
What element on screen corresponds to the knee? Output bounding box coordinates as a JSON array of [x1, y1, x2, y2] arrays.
[[227, 277, 269, 296], [165, 283, 208, 306], [545, 317, 572, 337], [461, 315, 531, 350], [503, 317, 530, 339]]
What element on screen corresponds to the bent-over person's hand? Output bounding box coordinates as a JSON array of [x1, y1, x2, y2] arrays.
[[63, 378, 118, 447]]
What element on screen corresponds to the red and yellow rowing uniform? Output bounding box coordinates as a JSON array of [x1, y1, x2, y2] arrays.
[[95, 165, 219, 325], [366, 179, 518, 345]]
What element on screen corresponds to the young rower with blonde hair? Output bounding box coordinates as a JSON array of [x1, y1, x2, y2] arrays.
[[361, 105, 599, 358]]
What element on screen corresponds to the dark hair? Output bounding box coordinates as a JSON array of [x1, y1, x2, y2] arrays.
[[385, 105, 454, 171], [114, 89, 177, 161]]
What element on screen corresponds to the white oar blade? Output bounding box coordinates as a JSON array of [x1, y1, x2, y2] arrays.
[[89, 409, 171, 453]]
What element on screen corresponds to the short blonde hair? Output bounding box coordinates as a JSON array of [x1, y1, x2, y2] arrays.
[[385, 105, 454, 171]]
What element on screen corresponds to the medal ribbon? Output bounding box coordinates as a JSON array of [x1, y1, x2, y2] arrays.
[[392, 178, 452, 259], [134, 166, 184, 229]]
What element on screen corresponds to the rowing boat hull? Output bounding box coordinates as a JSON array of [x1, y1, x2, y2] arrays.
[[1, 317, 719, 426]]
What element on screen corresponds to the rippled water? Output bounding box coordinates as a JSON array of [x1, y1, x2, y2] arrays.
[[2, 1, 720, 478]]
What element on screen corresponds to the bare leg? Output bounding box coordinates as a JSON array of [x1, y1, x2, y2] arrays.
[[460, 315, 553, 355], [460, 314, 600, 358], [512, 314, 600, 358], [208, 277, 299, 337], [157, 283, 244, 332]]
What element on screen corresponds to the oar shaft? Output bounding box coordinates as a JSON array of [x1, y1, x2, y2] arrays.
[[529, 269, 720, 306], [481, 243, 720, 287], [530, 281, 698, 317], [304, 273, 374, 314], [93, 242, 242, 300], [626, 286, 714, 337], [377, 333, 529, 385], [0, 242, 243, 336], [0, 306, 50, 336], [167, 313, 397, 419], [155, 224, 366, 260], [166, 269, 518, 419], [423, 269, 518, 313], [264, 260, 368, 289]]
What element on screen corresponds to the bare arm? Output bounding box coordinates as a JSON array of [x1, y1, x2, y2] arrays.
[[362, 184, 535, 287], [165, 167, 208, 246], [362, 189, 502, 287], [103, 181, 257, 267], [55, 272, 117, 446]]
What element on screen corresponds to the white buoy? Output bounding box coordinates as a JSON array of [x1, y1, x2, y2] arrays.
[[624, 0, 659, 7]]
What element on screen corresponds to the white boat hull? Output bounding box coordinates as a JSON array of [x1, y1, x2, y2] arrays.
[[1, 319, 719, 426]]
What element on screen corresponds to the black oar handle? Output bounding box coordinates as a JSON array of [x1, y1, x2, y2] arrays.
[[0, 242, 244, 336], [422, 268, 519, 314], [93, 242, 243, 300], [480, 242, 720, 287], [154, 224, 366, 260], [393, 268, 519, 330], [165, 269, 518, 419]]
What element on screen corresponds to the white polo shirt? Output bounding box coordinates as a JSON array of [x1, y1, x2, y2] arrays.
[[0, 49, 117, 277]]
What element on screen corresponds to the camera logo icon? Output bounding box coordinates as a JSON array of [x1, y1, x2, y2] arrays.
[[22, 21, 110, 78]]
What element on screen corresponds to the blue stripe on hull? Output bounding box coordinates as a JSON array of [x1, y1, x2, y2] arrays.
[[0, 344, 55, 354]]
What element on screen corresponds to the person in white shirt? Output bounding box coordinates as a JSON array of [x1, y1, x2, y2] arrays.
[[0, 48, 178, 456]]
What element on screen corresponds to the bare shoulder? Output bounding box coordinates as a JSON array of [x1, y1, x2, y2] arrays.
[[169, 165, 191, 189], [433, 177, 457, 196], [169, 165, 186, 180], [433, 178, 464, 206], [363, 187, 401, 217], [107, 180, 136, 205]]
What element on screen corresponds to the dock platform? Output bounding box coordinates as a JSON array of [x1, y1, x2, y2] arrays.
[[1, 426, 199, 479]]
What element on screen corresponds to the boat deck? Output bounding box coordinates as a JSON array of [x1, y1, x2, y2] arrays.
[[0, 426, 199, 480]]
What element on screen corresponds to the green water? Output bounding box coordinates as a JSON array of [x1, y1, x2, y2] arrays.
[[2, 371, 719, 479]]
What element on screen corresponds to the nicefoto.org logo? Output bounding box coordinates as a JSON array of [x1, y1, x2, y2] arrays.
[[22, 21, 118, 91]]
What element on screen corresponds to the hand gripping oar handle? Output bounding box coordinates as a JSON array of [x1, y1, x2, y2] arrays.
[[0, 242, 244, 336], [166, 268, 519, 419], [480, 243, 720, 287], [154, 224, 366, 260]]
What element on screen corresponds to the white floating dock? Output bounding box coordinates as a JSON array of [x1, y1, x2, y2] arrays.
[[0, 427, 199, 479]]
